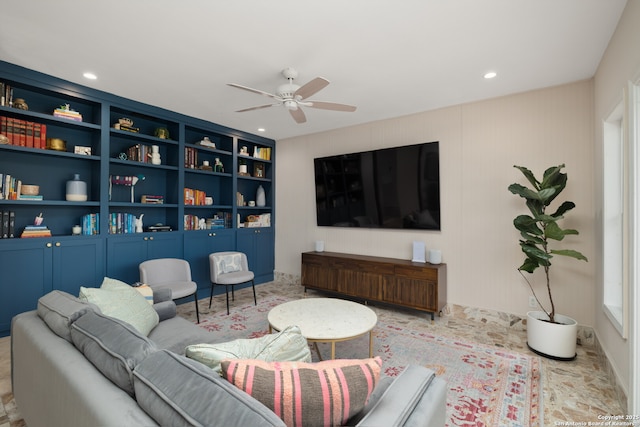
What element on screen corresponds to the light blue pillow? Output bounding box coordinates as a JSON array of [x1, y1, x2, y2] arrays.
[[79, 278, 159, 336], [216, 253, 242, 274]]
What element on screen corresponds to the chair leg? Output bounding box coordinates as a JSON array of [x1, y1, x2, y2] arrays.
[[251, 280, 257, 306], [208, 283, 214, 309], [225, 284, 230, 315], [194, 292, 200, 324]]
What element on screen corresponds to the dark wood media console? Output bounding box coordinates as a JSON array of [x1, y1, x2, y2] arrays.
[[301, 251, 447, 320]]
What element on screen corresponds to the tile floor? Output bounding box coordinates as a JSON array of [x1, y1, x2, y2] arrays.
[[0, 281, 628, 427]]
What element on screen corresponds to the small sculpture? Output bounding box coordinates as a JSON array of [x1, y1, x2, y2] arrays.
[[150, 145, 161, 165], [135, 214, 144, 233], [214, 157, 224, 173], [154, 127, 170, 139]]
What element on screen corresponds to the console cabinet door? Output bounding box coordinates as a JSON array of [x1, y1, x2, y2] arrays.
[[0, 240, 52, 334], [236, 228, 274, 284], [52, 238, 105, 295]]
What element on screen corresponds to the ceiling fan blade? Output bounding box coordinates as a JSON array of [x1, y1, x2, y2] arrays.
[[235, 104, 278, 113], [289, 107, 307, 124], [227, 83, 280, 100], [294, 77, 329, 100], [307, 101, 357, 112]]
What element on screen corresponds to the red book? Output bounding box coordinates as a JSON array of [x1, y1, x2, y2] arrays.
[[26, 121, 34, 148], [40, 123, 46, 149]]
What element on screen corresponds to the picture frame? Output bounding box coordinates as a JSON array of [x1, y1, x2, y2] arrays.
[[74, 145, 92, 155], [253, 162, 265, 178]]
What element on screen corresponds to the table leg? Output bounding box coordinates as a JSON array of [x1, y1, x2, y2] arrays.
[[369, 331, 373, 357], [313, 342, 323, 361], [331, 342, 336, 360]]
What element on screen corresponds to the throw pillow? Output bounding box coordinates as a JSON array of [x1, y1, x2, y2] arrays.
[[216, 253, 242, 274], [134, 284, 154, 305], [220, 357, 382, 427], [101, 276, 154, 305], [133, 350, 285, 427], [185, 325, 311, 374], [79, 279, 159, 336], [71, 310, 157, 396], [36, 290, 100, 342]]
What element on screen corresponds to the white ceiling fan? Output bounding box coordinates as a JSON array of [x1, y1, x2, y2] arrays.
[[228, 67, 357, 124]]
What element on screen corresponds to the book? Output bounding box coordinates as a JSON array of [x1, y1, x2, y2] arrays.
[[8, 211, 14, 238], [1, 211, 7, 238], [17, 194, 43, 201]]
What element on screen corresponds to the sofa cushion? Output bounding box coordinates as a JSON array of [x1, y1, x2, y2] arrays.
[[133, 350, 285, 427], [221, 357, 382, 427], [36, 290, 99, 342], [79, 277, 159, 336], [70, 310, 158, 396], [185, 325, 311, 374]]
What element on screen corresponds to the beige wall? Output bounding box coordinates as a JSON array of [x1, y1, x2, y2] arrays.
[[593, 0, 640, 406], [275, 79, 595, 326]]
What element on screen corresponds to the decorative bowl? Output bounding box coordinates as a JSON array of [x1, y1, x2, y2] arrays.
[[46, 138, 67, 151], [21, 184, 40, 195]]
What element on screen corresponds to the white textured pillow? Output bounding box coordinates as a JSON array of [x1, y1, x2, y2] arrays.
[[79, 279, 159, 336], [216, 253, 242, 274]]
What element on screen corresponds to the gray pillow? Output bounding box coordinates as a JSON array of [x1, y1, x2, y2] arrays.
[[133, 350, 285, 427], [70, 310, 157, 396], [37, 290, 99, 342]]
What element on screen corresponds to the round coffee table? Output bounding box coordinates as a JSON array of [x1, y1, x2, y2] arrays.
[[268, 298, 377, 360]]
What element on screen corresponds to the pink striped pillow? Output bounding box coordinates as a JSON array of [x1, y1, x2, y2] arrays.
[[221, 357, 381, 427]]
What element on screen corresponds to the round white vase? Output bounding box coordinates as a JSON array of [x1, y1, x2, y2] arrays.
[[526, 311, 577, 360]]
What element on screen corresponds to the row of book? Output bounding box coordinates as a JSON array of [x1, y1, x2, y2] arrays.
[[0, 173, 42, 201], [184, 187, 209, 206], [1, 82, 14, 107], [82, 213, 100, 235], [249, 146, 271, 161], [0, 116, 48, 149], [109, 212, 138, 234], [125, 144, 155, 163], [0, 211, 15, 238], [53, 107, 82, 122], [140, 195, 164, 204], [185, 147, 199, 169], [183, 215, 227, 230], [21, 225, 51, 238]]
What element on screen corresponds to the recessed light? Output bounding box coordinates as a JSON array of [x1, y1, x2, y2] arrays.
[[257, 128, 265, 132], [484, 71, 497, 79], [83, 72, 97, 80]]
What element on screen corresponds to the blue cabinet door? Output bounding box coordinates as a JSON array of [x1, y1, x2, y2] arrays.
[[236, 228, 274, 284], [0, 239, 52, 335], [52, 237, 105, 295]]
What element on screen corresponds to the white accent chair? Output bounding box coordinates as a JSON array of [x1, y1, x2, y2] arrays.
[[139, 258, 200, 323], [209, 251, 256, 315]]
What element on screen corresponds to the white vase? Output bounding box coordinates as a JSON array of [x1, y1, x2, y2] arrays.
[[526, 311, 577, 360], [66, 173, 87, 201], [256, 185, 266, 207]]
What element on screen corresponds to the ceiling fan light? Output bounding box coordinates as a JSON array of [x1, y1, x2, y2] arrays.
[[284, 100, 298, 110]]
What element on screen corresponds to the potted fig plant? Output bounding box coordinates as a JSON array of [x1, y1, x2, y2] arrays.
[[508, 164, 588, 360]]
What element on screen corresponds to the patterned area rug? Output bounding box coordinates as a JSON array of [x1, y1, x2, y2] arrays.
[[197, 295, 542, 427]]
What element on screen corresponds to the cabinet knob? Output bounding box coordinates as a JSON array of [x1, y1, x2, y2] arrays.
[[46, 243, 52, 248], [55, 242, 61, 247], [149, 236, 154, 241], [210, 233, 216, 237]]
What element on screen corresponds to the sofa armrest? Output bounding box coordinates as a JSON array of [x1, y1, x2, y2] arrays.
[[153, 300, 177, 321], [153, 287, 173, 304], [353, 365, 447, 427]]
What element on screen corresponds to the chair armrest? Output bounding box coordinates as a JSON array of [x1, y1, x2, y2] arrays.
[[153, 301, 177, 322], [153, 288, 173, 304], [352, 365, 447, 427]]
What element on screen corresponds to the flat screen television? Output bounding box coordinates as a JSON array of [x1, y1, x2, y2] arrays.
[[314, 141, 440, 230]]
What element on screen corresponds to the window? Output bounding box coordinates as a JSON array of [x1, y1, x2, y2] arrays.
[[603, 100, 627, 337]]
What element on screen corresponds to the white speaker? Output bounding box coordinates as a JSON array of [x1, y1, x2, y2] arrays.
[[412, 241, 426, 263], [429, 249, 442, 264], [315, 240, 325, 252]]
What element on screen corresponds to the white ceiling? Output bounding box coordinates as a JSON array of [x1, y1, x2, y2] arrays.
[[0, 0, 627, 141]]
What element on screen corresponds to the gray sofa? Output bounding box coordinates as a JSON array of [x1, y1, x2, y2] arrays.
[[11, 289, 447, 427]]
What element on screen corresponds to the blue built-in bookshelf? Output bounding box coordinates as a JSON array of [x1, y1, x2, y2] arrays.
[[0, 60, 275, 336]]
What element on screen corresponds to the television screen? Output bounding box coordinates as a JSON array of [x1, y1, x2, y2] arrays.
[[314, 141, 440, 230]]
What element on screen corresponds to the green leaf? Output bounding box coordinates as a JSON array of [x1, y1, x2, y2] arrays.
[[513, 215, 543, 234], [551, 201, 575, 217], [508, 183, 540, 201], [514, 165, 540, 190], [518, 257, 540, 273], [550, 249, 588, 262], [520, 241, 551, 262], [537, 187, 557, 204], [545, 222, 566, 241], [520, 231, 545, 244]]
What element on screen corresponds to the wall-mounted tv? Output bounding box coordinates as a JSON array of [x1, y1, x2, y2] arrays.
[[314, 141, 440, 230]]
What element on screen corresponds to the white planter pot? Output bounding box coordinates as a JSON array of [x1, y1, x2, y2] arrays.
[[526, 311, 577, 361]]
